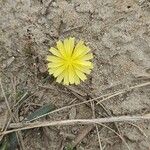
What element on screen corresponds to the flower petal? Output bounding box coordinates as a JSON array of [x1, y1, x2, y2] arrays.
[[64, 38, 71, 57], [74, 64, 91, 74], [56, 72, 65, 83], [77, 53, 93, 61], [74, 75, 80, 85], [53, 65, 66, 77], [57, 40, 66, 57], [74, 60, 93, 68], [69, 37, 75, 56], [74, 40, 84, 51], [46, 56, 63, 63], [63, 69, 69, 85], [68, 65, 75, 84], [49, 47, 62, 57], [48, 68, 57, 75], [75, 69, 87, 81], [47, 62, 63, 68], [73, 40, 90, 58]]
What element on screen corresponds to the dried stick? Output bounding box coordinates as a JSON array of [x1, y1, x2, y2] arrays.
[[0, 78, 25, 150], [98, 123, 131, 150], [1, 115, 150, 136], [96, 81, 150, 104], [91, 101, 103, 150], [29, 81, 150, 122], [0, 78, 12, 115]]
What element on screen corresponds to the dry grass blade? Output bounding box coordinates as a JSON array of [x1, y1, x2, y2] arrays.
[[0, 78, 12, 115], [0, 112, 10, 141], [96, 101, 128, 150], [72, 126, 93, 148], [90, 101, 103, 150], [128, 122, 148, 138], [96, 81, 150, 104], [13, 92, 29, 107], [1, 115, 150, 136], [29, 81, 150, 122], [27, 95, 103, 122], [62, 25, 83, 33], [66, 86, 87, 97], [98, 123, 131, 150], [0, 78, 25, 150], [96, 125, 103, 150]]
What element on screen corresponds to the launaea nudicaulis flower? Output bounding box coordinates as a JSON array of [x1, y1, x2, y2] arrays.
[[46, 37, 93, 85]]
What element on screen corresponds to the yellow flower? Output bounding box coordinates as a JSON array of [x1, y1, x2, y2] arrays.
[[46, 37, 93, 85]]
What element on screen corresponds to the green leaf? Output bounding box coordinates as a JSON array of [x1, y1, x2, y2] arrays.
[[64, 144, 74, 150], [0, 133, 17, 150], [25, 104, 55, 121], [0, 103, 55, 150]]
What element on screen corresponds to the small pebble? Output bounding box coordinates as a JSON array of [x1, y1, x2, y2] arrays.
[[19, 116, 24, 121]]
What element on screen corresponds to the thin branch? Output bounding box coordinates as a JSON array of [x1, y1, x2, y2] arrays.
[[98, 123, 131, 150], [0, 78, 12, 116], [96, 81, 150, 104], [90, 101, 103, 150], [0, 78, 25, 150], [128, 122, 148, 138], [29, 81, 150, 122], [96, 125, 103, 150], [1, 115, 150, 136], [28, 92, 111, 122]]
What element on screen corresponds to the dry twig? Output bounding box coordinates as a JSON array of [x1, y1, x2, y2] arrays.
[[29, 81, 150, 122], [1, 115, 150, 136], [96, 81, 150, 104], [72, 125, 93, 148], [98, 123, 131, 150], [0, 78, 25, 150], [90, 101, 103, 150]]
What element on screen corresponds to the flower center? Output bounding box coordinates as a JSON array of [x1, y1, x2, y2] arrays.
[[64, 56, 73, 66]]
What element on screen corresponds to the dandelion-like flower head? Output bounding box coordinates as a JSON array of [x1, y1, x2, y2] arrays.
[[47, 37, 93, 85]]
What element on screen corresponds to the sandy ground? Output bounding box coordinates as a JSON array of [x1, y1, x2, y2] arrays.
[[0, 0, 150, 150]]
